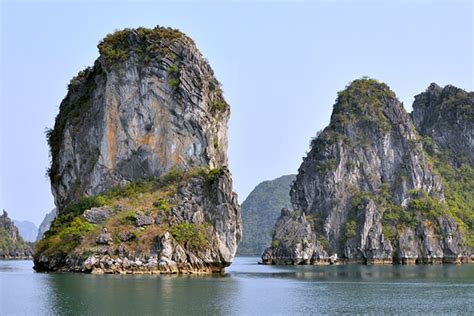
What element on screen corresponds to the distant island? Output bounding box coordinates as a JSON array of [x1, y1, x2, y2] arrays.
[[0, 210, 33, 259], [238, 175, 295, 256]]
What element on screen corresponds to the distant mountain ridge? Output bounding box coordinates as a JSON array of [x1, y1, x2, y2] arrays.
[[238, 175, 295, 256], [13, 220, 38, 242]]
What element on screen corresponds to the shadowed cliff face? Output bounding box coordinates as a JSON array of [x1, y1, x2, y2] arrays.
[[36, 27, 241, 273], [48, 27, 230, 212], [412, 83, 474, 167], [263, 79, 471, 265]]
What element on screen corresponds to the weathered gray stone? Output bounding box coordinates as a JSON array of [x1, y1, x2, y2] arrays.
[[135, 211, 154, 227], [262, 208, 328, 265], [83, 207, 112, 224], [96, 229, 113, 245], [343, 199, 393, 264], [119, 231, 135, 242]]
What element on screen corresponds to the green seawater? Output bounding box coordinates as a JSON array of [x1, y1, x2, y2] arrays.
[[1, 257, 473, 315]]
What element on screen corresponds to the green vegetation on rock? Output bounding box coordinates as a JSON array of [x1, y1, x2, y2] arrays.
[[35, 167, 216, 264], [423, 144, 474, 247], [170, 222, 210, 250], [153, 199, 170, 212], [330, 77, 397, 135], [344, 220, 357, 239], [98, 27, 187, 66], [315, 159, 337, 173], [210, 99, 229, 112], [36, 217, 96, 260], [0, 211, 32, 258]]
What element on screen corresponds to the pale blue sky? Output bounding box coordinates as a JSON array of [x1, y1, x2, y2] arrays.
[[1, 0, 473, 225]]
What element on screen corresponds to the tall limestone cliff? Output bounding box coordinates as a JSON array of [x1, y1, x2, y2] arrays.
[[238, 175, 295, 256], [0, 211, 33, 259], [35, 27, 242, 273], [262, 78, 471, 265], [48, 27, 230, 212]]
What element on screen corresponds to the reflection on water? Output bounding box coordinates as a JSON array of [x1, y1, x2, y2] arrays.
[[42, 272, 239, 315], [1, 258, 473, 315]]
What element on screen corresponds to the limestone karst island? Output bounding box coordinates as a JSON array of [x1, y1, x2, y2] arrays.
[[262, 80, 473, 265], [1, 2, 473, 314], [34, 27, 242, 273]]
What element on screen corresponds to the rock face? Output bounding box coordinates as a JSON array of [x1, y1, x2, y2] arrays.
[[48, 27, 230, 212], [83, 207, 112, 224], [412, 83, 473, 167], [261, 208, 329, 265], [238, 174, 295, 256], [35, 27, 241, 273], [263, 79, 471, 265], [36, 209, 57, 241], [0, 211, 33, 259]]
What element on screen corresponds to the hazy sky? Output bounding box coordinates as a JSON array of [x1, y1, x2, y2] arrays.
[[1, 0, 473, 225]]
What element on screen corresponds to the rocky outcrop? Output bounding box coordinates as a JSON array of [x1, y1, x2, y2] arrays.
[[263, 78, 471, 265], [261, 208, 329, 265], [35, 26, 241, 273], [342, 199, 393, 264], [0, 211, 33, 259], [238, 174, 295, 256], [36, 209, 57, 241], [412, 83, 473, 167], [83, 207, 112, 224], [35, 168, 241, 273], [395, 216, 466, 264]]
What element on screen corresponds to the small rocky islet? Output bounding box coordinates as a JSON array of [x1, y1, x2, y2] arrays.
[[30, 26, 472, 273]]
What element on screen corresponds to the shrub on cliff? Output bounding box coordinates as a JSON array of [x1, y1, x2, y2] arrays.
[[170, 222, 209, 250]]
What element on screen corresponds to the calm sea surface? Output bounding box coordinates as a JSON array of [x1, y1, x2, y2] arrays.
[[0, 257, 473, 315]]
